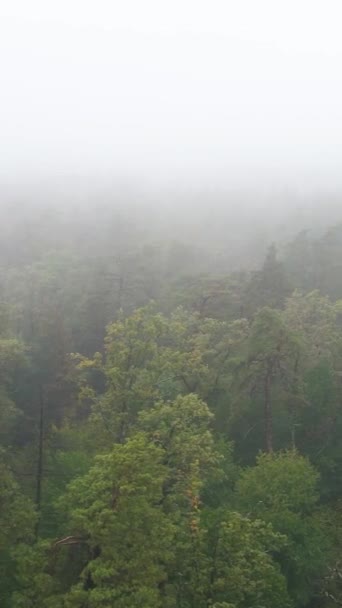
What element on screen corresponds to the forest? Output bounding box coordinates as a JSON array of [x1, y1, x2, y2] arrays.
[[1, 193, 342, 608]]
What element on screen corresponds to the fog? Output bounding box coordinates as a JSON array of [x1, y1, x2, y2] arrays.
[[1, 0, 342, 189], [3, 6, 342, 604], [1, 0, 342, 267]]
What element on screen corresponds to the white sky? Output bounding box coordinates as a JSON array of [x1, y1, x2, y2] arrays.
[[1, 0, 342, 185]]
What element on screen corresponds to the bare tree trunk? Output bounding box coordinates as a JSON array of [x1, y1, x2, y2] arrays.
[[35, 385, 44, 536], [264, 371, 273, 453], [118, 273, 124, 310]]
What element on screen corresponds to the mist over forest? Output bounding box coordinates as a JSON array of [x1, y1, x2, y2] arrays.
[[1, 177, 342, 607], [2, 1, 342, 607], [2, 179, 342, 268]]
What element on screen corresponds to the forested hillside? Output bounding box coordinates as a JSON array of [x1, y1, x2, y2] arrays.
[[1, 197, 342, 607]]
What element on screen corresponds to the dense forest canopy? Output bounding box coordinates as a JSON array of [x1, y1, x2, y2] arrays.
[[2, 0, 342, 603], [1, 186, 342, 607]]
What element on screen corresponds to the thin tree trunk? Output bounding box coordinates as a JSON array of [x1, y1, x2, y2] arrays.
[[290, 352, 300, 450], [35, 385, 44, 536], [264, 371, 273, 453], [118, 273, 124, 310]]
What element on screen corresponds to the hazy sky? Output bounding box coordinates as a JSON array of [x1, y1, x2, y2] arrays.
[[1, 1, 342, 185]]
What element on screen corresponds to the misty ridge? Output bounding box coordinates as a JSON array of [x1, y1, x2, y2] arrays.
[[1, 177, 342, 272], [1, 174, 342, 357], [1, 175, 342, 341]]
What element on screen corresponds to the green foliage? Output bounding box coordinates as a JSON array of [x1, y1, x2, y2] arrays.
[[82, 306, 213, 445], [284, 290, 340, 365], [0, 458, 36, 549], [232, 307, 302, 453], [244, 244, 292, 315], [0, 456, 36, 607], [61, 434, 175, 607], [167, 508, 292, 608], [3, 216, 342, 608], [236, 451, 332, 606], [204, 511, 292, 608], [138, 393, 216, 500]]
